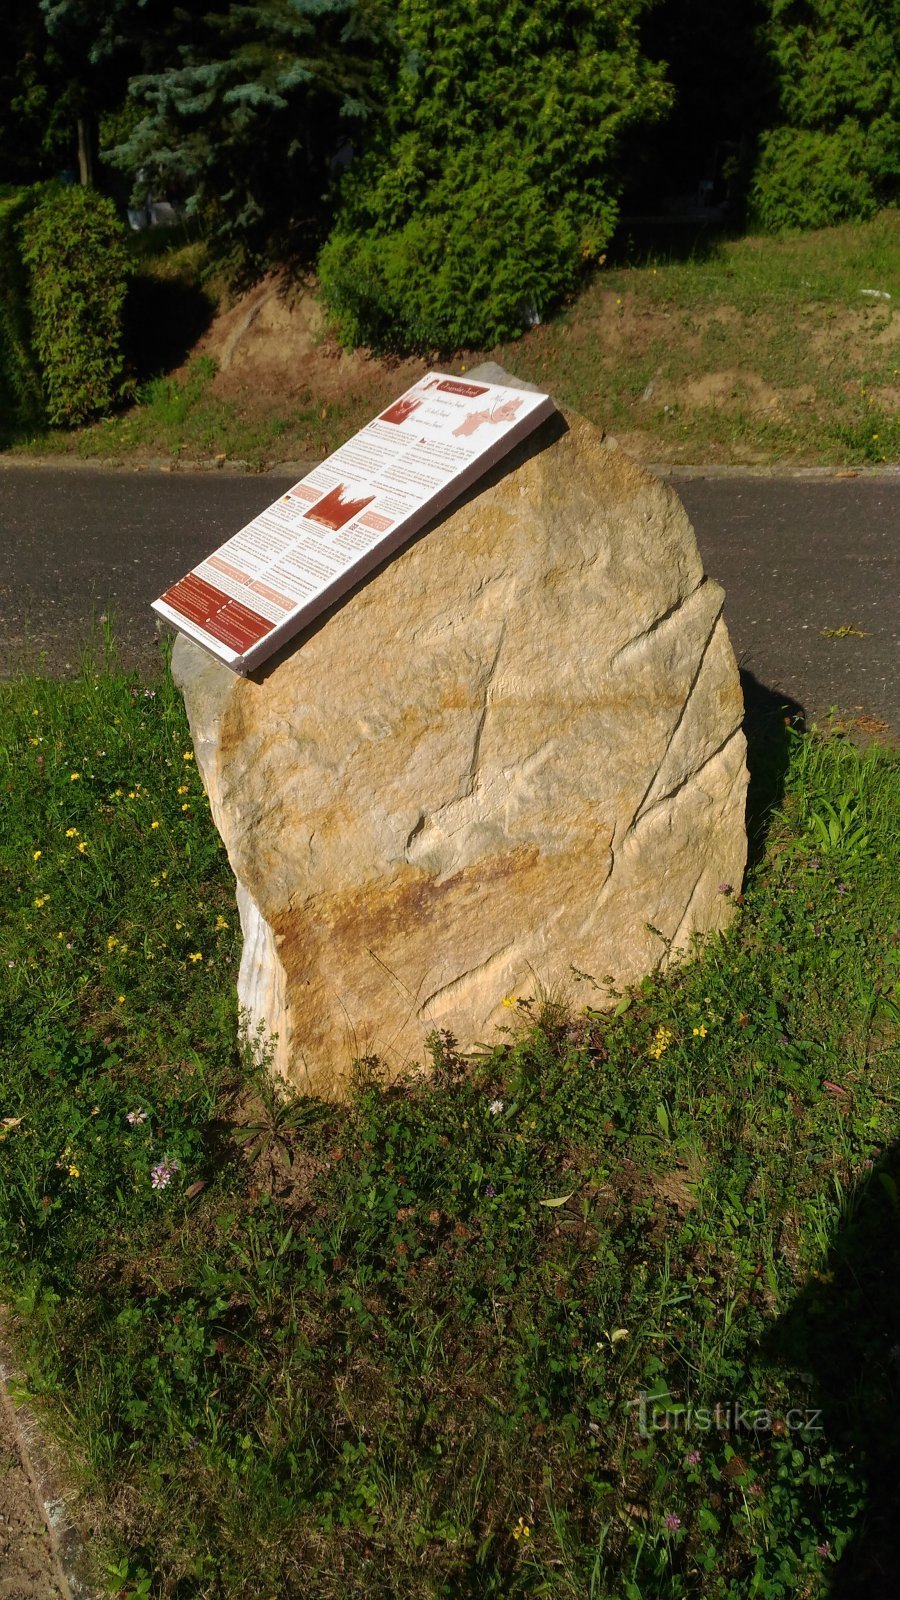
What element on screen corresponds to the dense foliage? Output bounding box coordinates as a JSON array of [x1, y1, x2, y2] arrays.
[[20, 184, 130, 424], [0, 188, 44, 439], [1, 0, 898, 375], [109, 0, 376, 274], [752, 0, 900, 229], [319, 0, 672, 352]]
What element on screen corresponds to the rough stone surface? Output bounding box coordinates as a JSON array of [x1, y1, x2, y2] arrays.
[[172, 389, 748, 1098]]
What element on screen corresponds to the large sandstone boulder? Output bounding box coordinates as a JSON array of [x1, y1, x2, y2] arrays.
[[172, 382, 748, 1098]]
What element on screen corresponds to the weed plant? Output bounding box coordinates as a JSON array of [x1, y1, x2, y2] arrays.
[[0, 658, 898, 1597]]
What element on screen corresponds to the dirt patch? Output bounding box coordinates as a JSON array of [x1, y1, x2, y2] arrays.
[[670, 369, 815, 416], [0, 1382, 69, 1599], [808, 306, 899, 355], [198, 272, 426, 406], [581, 290, 677, 353], [0, 1318, 98, 1600]]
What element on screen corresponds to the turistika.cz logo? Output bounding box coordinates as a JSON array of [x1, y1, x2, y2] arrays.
[[630, 1391, 823, 1440]]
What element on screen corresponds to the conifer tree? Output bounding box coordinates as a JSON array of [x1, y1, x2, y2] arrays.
[[110, 0, 375, 271], [36, 0, 178, 185], [318, 0, 672, 353], [753, 0, 900, 228]]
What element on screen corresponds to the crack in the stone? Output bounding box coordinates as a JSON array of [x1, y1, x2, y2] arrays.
[[610, 576, 707, 667], [462, 621, 507, 800], [405, 813, 426, 853], [626, 598, 726, 835], [665, 865, 706, 963], [630, 722, 745, 834], [417, 939, 516, 1017]]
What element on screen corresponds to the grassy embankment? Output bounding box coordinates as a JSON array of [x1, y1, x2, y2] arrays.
[[6, 211, 899, 472], [1, 652, 898, 1598]]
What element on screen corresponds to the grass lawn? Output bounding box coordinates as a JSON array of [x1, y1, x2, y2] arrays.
[[1, 656, 899, 1597], [6, 211, 899, 472]]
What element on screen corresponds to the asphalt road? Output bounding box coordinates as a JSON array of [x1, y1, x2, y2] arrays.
[[0, 464, 896, 730]]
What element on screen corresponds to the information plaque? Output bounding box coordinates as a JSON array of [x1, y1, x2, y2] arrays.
[[152, 372, 555, 673]]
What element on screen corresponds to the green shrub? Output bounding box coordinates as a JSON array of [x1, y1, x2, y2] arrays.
[[752, 123, 879, 231], [20, 184, 130, 426], [320, 0, 671, 353], [0, 187, 44, 438], [753, 0, 900, 230]]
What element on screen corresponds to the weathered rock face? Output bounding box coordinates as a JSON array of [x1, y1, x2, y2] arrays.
[[172, 389, 748, 1098]]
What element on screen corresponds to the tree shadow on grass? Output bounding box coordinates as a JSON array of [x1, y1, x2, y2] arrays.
[[605, 216, 733, 269], [739, 666, 805, 869], [123, 272, 216, 384], [762, 1142, 900, 1596]]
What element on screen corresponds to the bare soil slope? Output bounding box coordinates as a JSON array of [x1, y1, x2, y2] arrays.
[[198, 272, 427, 411]]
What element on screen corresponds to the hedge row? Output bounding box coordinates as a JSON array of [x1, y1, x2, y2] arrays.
[[0, 184, 129, 434]]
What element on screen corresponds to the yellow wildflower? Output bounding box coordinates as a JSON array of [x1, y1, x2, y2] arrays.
[[178, 785, 189, 795], [70, 772, 80, 781], [151, 820, 160, 829], [501, 995, 517, 1009], [77, 841, 88, 853], [182, 751, 194, 761], [68, 1164, 79, 1178], [181, 803, 190, 812], [649, 1025, 674, 1060], [188, 951, 203, 963], [692, 1025, 708, 1038], [117, 995, 125, 1004], [107, 935, 118, 950], [33, 849, 42, 860], [214, 914, 229, 931], [66, 828, 78, 838], [512, 1518, 531, 1542]]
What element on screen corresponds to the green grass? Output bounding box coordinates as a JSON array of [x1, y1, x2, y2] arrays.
[[0, 657, 898, 1597], [7, 211, 898, 471], [20, 350, 378, 474], [502, 209, 900, 466]]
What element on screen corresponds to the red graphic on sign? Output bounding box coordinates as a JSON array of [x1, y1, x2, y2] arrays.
[[379, 395, 421, 425], [436, 379, 489, 398], [305, 483, 375, 531], [161, 573, 274, 652], [453, 397, 524, 437]]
